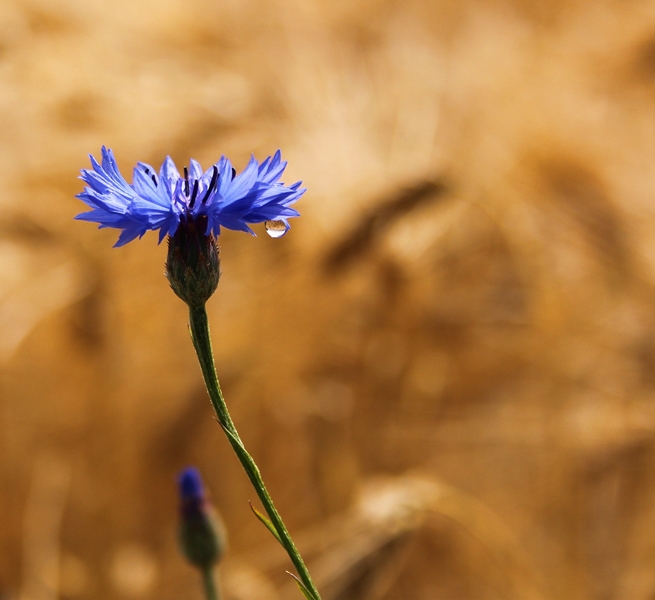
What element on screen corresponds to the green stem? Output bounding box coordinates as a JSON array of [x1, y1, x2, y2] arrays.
[[201, 567, 221, 600], [188, 304, 321, 600]]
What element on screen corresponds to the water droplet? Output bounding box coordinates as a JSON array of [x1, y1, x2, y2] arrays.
[[265, 220, 289, 238]]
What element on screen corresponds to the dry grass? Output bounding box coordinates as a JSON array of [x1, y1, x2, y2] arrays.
[[2, 0, 655, 598]]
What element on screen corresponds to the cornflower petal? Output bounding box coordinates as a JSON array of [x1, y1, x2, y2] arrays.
[[257, 149, 287, 184], [214, 156, 234, 199], [225, 156, 260, 202], [188, 159, 204, 180]]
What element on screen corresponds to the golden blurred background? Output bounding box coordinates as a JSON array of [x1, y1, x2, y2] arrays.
[[2, 0, 655, 598]]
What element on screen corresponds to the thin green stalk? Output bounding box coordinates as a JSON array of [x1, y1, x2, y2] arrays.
[[201, 567, 221, 600], [188, 304, 321, 600]]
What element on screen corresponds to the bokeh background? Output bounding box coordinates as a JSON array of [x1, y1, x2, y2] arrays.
[[2, 0, 655, 598]]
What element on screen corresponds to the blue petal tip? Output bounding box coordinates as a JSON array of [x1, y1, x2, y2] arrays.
[[178, 466, 204, 500]]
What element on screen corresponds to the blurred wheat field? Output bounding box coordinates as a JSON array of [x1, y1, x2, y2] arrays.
[[2, 0, 655, 599]]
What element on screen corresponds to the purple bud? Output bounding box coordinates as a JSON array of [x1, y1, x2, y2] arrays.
[[177, 467, 227, 570]]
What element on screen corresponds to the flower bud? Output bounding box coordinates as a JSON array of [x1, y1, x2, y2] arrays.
[[165, 217, 220, 307], [178, 467, 227, 570]]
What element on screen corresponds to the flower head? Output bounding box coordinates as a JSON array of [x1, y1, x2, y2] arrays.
[[75, 147, 304, 247]]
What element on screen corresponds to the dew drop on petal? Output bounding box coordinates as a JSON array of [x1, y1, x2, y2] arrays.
[[264, 220, 289, 238]]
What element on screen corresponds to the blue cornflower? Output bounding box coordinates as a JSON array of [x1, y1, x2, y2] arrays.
[[75, 147, 304, 247]]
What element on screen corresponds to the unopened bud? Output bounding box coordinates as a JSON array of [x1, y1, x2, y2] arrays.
[[178, 467, 227, 570]]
